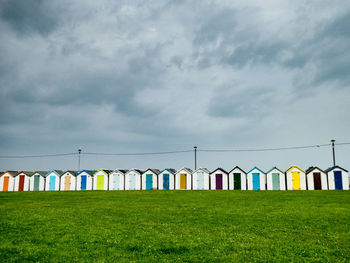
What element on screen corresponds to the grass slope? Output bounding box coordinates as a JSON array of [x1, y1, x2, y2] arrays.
[[0, 191, 349, 262]]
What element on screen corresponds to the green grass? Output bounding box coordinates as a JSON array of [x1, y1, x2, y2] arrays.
[[0, 191, 349, 262]]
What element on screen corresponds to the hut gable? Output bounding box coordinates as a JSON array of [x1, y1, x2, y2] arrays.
[[93, 169, 110, 190], [109, 169, 126, 190], [175, 167, 193, 190], [305, 166, 328, 190], [247, 167, 266, 191], [142, 169, 160, 190], [60, 171, 77, 191], [29, 171, 47, 191], [228, 166, 247, 190], [266, 167, 286, 190], [0, 171, 18, 192], [76, 170, 94, 191], [14, 171, 33, 191], [125, 169, 143, 190], [192, 168, 210, 190], [210, 168, 229, 190], [158, 169, 176, 190], [325, 165, 349, 190], [45, 170, 62, 191], [285, 165, 307, 190]]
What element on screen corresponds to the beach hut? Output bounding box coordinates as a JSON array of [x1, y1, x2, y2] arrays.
[[45, 170, 63, 191], [0, 171, 17, 192], [60, 171, 77, 191], [266, 167, 286, 190], [76, 170, 94, 191], [29, 171, 46, 191], [210, 168, 229, 190], [228, 166, 247, 190], [306, 167, 328, 190], [125, 169, 143, 190], [286, 165, 307, 190], [247, 167, 266, 190], [142, 169, 160, 190], [175, 168, 193, 190], [158, 169, 176, 190], [326, 166, 349, 190], [109, 169, 127, 190], [93, 169, 111, 191], [14, 171, 33, 191], [192, 168, 210, 190]]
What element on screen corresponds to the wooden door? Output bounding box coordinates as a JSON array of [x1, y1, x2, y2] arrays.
[[19, 175, 25, 191], [64, 176, 71, 190], [97, 175, 104, 190], [216, 174, 223, 190], [3, 177, 9, 191], [197, 172, 204, 190], [146, 174, 153, 190], [81, 176, 87, 190], [253, 173, 260, 190], [129, 174, 135, 190], [313, 173, 321, 190], [180, 174, 186, 189], [334, 171, 343, 190], [113, 174, 119, 190], [234, 173, 241, 190], [272, 173, 280, 190], [49, 176, 56, 191], [34, 175, 40, 191], [292, 172, 300, 190], [163, 174, 169, 190]]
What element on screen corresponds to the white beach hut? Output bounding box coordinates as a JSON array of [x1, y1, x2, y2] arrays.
[[60, 171, 77, 191], [247, 167, 266, 190], [142, 169, 160, 190], [29, 171, 46, 191], [0, 171, 17, 192], [228, 166, 247, 190], [14, 171, 33, 191], [76, 170, 94, 191], [125, 169, 143, 190], [158, 169, 176, 190], [306, 167, 328, 190], [93, 169, 111, 191], [109, 169, 127, 190], [325, 166, 349, 190], [45, 170, 63, 191], [210, 168, 229, 190], [175, 168, 193, 190], [266, 167, 286, 190], [286, 165, 307, 190], [192, 168, 210, 190]]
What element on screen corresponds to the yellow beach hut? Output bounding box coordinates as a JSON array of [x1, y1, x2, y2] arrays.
[[286, 165, 307, 190]]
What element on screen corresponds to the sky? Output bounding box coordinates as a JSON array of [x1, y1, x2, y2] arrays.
[[0, 0, 350, 172]]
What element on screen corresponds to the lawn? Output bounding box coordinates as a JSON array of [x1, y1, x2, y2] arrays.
[[0, 191, 349, 262]]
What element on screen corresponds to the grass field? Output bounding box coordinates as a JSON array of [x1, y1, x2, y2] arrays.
[[0, 191, 349, 262]]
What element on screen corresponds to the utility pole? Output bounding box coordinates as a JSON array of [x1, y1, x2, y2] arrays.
[[194, 146, 197, 170], [331, 139, 336, 166], [78, 148, 82, 172]]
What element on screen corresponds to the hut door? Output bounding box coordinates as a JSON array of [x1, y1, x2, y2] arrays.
[[129, 174, 135, 190], [234, 173, 241, 190], [3, 177, 9, 191], [180, 174, 186, 189], [313, 173, 321, 190], [163, 174, 169, 190], [34, 175, 40, 191], [197, 172, 204, 190], [253, 173, 260, 190], [334, 171, 343, 190], [146, 174, 153, 190], [113, 174, 119, 190], [49, 176, 56, 190], [272, 173, 280, 190], [81, 176, 87, 190], [97, 175, 104, 190], [65, 176, 71, 190], [19, 175, 25, 191], [216, 174, 223, 190], [292, 172, 301, 190]]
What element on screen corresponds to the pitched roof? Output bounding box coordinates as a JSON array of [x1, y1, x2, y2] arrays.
[[17, 171, 34, 176], [45, 170, 64, 177], [285, 165, 305, 173], [94, 169, 112, 176], [160, 168, 177, 175], [229, 166, 246, 174], [32, 171, 48, 176], [193, 168, 210, 174], [247, 166, 266, 174], [175, 167, 193, 174], [143, 168, 160, 175], [266, 167, 284, 174], [111, 169, 127, 174], [76, 170, 95, 176], [62, 171, 78, 176], [1, 171, 18, 177], [210, 167, 228, 174], [325, 165, 349, 173], [126, 169, 144, 174], [306, 166, 326, 174]]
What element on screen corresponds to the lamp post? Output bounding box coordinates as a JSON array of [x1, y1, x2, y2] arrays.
[[78, 148, 82, 171], [331, 139, 336, 166], [194, 146, 197, 170]]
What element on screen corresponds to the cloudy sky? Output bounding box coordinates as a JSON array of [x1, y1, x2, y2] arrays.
[[0, 0, 350, 172]]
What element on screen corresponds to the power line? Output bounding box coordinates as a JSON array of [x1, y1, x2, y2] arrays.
[[0, 142, 349, 159]]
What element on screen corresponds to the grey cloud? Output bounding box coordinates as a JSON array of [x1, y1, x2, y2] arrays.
[[0, 0, 58, 36]]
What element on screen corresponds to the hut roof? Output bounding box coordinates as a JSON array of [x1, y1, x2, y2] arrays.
[[160, 168, 177, 174], [325, 165, 349, 173], [229, 166, 246, 174], [193, 168, 210, 174], [285, 165, 305, 173], [18, 171, 34, 176], [247, 166, 266, 174], [63, 171, 78, 176], [143, 169, 161, 175], [266, 167, 284, 174], [175, 167, 193, 174], [210, 167, 228, 174], [32, 171, 48, 176], [305, 166, 326, 174], [1, 171, 18, 177]]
